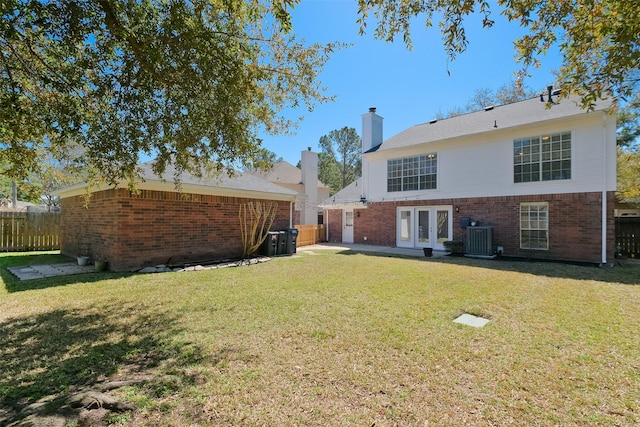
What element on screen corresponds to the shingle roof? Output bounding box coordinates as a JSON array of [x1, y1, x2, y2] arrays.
[[250, 161, 303, 184], [137, 161, 298, 197], [56, 161, 299, 199], [319, 177, 364, 207], [377, 95, 612, 152], [249, 161, 330, 188]]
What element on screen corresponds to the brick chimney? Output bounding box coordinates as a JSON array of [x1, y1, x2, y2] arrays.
[[361, 107, 383, 153]]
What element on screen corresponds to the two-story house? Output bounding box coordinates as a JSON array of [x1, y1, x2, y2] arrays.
[[321, 93, 616, 264]]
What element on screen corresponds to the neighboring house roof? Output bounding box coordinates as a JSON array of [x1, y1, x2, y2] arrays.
[[374, 95, 612, 153], [0, 200, 41, 211], [319, 177, 364, 208], [249, 161, 330, 188], [55, 161, 298, 201], [251, 161, 302, 184]]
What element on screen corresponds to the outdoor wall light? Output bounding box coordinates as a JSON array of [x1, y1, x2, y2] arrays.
[[360, 196, 367, 204], [455, 206, 460, 213]]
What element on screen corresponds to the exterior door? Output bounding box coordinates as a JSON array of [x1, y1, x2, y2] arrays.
[[342, 209, 354, 243], [397, 206, 452, 250]]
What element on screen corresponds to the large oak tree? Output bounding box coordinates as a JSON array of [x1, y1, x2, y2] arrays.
[[357, 0, 638, 109], [1, 0, 339, 188], [3, 1, 638, 188]]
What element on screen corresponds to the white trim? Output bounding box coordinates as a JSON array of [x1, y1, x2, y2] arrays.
[[289, 201, 294, 228], [396, 205, 452, 250], [54, 180, 297, 202], [601, 113, 609, 264], [342, 208, 354, 243]]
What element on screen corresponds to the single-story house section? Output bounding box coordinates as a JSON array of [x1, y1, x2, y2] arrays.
[[321, 93, 617, 264], [55, 162, 298, 271]]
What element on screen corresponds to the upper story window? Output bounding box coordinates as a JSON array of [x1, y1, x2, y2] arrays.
[[387, 153, 437, 192], [514, 132, 571, 183]]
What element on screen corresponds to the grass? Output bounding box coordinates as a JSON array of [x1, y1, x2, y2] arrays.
[[0, 249, 639, 426]]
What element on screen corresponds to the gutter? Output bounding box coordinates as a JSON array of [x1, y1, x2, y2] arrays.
[[601, 112, 609, 265]]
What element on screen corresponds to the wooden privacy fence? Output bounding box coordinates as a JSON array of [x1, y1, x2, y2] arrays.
[[0, 212, 60, 251], [295, 224, 325, 247], [615, 217, 639, 257]]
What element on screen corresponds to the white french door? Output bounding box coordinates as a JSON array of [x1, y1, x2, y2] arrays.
[[397, 206, 452, 250]]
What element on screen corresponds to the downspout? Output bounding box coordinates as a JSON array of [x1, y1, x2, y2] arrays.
[[290, 200, 294, 228], [325, 209, 329, 242], [601, 113, 609, 264]]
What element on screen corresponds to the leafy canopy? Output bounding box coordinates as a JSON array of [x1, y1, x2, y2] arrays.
[[318, 127, 361, 194], [616, 91, 640, 205], [1, 0, 340, 188], [356, 0, 638, 108], [436, 80, 536, 118]]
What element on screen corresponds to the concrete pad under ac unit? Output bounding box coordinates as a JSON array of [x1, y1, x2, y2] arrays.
[[453, 313, 490, 328]]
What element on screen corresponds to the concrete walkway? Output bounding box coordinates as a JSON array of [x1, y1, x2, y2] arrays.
[[7, 263, 95, 281], [297, 243, 448, 259]]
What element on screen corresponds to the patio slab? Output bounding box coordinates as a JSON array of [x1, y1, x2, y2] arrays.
[[7, 263, 95, 281]]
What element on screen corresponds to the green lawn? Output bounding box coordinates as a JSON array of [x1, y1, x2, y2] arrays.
[[1, 250, 639, 426]]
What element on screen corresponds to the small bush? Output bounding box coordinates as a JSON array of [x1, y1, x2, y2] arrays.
[[443, 240, 464, 254]]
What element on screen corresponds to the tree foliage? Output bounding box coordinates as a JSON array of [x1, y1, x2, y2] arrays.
[[1, 0, 340, 188], [356, 0, 638, 108], [616, 91, 640, 205], [241, 147, 284, 172], [617, 149, 640, 205], [617, 92, 640, 150], [436, 80, 536, 118], [318, 127, 361, 194]]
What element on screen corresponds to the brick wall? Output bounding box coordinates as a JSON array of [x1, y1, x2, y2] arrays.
[[61, 189, 292, 271], [325, 209, 343, 243], [326, 191, 615, 264]]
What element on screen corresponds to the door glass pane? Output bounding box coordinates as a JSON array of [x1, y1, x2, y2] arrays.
[[345, 211, 353, 227], [418, 210, 430, 243], [400, 210, 411, 241], [436, 210, 449, 243]]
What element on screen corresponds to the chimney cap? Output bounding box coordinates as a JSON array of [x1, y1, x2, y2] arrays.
[[368, 107, 376, 113]]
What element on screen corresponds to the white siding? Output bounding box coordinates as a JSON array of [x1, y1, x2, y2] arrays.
[[364, 113, 616, 203]]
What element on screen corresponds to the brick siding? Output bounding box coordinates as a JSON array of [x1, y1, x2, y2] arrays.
[[325, 209, 343, 243], [326, 191, 615, 264], [61, 188, 292, 271]]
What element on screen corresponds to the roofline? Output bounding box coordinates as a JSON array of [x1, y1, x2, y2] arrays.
[[366, 109, 610, 158], [318, 202, 368, 209], [54, 179, 297, 202]]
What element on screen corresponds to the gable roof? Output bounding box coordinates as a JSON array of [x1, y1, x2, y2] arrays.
[[250, 161, 302, 184], [374, 95, 612, 153], [249, 160, 330, 188], [319, 177, 364, 208], [56, 160, 298, 201], [137, 161, 298, 196]]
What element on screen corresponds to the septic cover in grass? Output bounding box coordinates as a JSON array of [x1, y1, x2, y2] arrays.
[[453, 313, 490, 328]]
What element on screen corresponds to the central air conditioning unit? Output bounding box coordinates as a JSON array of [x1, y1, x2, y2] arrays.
[[466, 226, 493, 256]]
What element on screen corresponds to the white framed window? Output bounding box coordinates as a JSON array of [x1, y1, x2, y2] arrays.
[[514, 132, 571, 183], [345, 210, 354, 227], [387, 153, 437, 192], [520, 202, 549, 250]]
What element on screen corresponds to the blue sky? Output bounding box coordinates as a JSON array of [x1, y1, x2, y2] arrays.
[[260, 0, 563, 166]]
